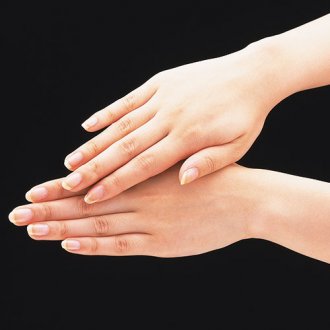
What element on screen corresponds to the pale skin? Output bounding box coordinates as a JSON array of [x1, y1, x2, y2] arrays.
[[21, 13, 329, 205], [8, 164, 330, 263], [8, 14, 330, 263]]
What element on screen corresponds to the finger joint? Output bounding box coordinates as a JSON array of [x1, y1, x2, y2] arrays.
[[114, 236, 130, 254], [117, 117, 133, 134], [135, 154, 155, 171], [76, 197, 93, 218], [204, 155, 216, 173], [119, 138, 137, 156], [92, 216, 110, 235], [121, 93, 136, 111], [85, 140, 100, 156]]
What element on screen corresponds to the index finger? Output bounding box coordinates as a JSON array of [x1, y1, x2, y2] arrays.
[[25, 178, 88, 203], [81, 78, 157, 132]]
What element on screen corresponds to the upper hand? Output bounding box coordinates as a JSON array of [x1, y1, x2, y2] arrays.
[[49, 43, 283, 204]]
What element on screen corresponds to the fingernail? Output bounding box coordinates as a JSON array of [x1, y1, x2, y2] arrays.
[[9, 208, 33, 224], [62, 240, 80, 251], [27, 224, 49, 236], [84, 185, 104, 204], [82, 117, 98, 130], [180, 168, 199, 185], [64, 151, 83, 169], [62, 172, 82, 190], [26, 186, 48, 202]]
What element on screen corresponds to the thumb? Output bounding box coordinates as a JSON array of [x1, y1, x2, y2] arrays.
[[179, 144, 240, 185]]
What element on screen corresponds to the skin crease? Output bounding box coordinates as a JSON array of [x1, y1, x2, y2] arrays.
[[8, 14, 330, 263], [9, 164, 330, 263]]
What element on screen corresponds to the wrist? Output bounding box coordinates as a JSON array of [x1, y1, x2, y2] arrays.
[[243, 36, 297, 109], [244, 168, 289, 241]]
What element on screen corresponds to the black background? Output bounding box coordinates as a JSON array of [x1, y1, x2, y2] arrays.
[[2, 1, 330, 329]]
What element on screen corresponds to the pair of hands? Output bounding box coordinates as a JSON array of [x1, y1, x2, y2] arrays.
[[8, 14, 330, 260], [9, 39, 287, 257]]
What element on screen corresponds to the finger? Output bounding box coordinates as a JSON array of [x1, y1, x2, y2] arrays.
[[61, 118, 168, 192], [179, 141, 243, 185], [64, 102, 156, 171], [81, 79, 157, 132], [25, 178, 88, 203], [84, 136, 183, 203], [9, 194, 132, 226], [61, 234, 154, 256], [27, 213, 146, 240]]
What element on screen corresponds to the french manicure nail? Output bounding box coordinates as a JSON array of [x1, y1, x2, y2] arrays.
[[64, 151, 83, 169], [82, 117, 98, 130], [26, 186, 48, 202], [84, 185, 104, 204], [62, 240, 80, 250], [9, 208, 33, 224], [27, 224, 49, 236], [180, 168, 199, 185], [62, 172, 82, 190]]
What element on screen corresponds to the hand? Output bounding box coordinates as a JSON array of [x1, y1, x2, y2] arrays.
[[10, 164, 267, 257], [46, 42, 285, 204]]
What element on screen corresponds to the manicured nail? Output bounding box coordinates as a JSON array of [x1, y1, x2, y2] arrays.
[[180, 168, 199, 185], [82, 117, 98, 130], [27, 224, 49, 236], [26, 186, 48, 202], [62, 172, 82, 190], [64, 151, 83, 170], [9, 208, 33, 224], [84, 185, 104, 204], [61, 240, 80, 251]]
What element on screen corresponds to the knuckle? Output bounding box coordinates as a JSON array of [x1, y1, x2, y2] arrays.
[[108, 174, 122, 190], [105, 108, 115, 122], [88, 237, 99, 254], [40, 203, 52, 219], [117, 117, 133, 134], [203, 155, 216, 173], [85, 140, 99, 155], [87, 160, 101, 178], [114, 236, 130, 254], [135, 154, 155, 171], [58, 222, 69, 237], [76, 197, 92, 217], [54, 179, 64, 192], [92, 216, 110, 235], [121, 93, 135, 111], [119, 137, 136, 156]]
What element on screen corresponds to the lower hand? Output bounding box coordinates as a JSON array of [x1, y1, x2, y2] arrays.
[[10, 164, 266, 257]]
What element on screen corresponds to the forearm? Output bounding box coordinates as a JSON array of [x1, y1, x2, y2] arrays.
[[249, 14, 330, 101], [252, 170, 330, 263]]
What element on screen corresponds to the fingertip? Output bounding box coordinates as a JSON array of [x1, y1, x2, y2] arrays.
[[64, 152, 83, 170], [64, 158, 73, 170], [25, 186, 48, 203], [180, 167, 199, 185], [84, 194, 96, 204], [61, 239, 81, 251], [62, 181, 72, 191], [25, 190, 33, 202], [84, 185, 105, 204], [81, 116, 98, 131]]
